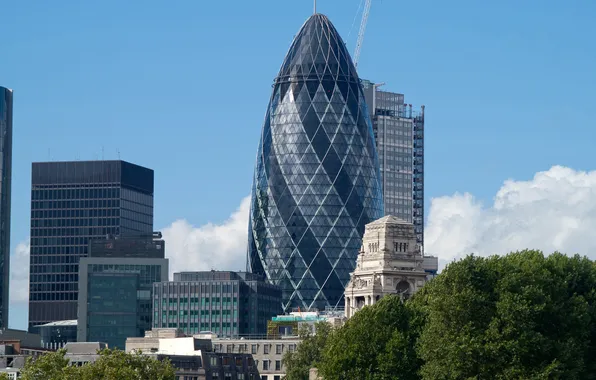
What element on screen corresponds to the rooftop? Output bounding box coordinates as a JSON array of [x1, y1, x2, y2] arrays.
[[367, 215, 409, 226], [38, 320, 77, 327]]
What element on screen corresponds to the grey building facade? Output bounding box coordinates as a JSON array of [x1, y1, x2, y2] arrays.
[[77, 234, 168, 349], [153, 271, 282, 338], [0, 87, 12, 328], [361, 80, 425, 248], [29, 160, 154, 330]]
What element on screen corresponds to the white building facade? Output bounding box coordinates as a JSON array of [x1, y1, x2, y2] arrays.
[[344, 216, 430, 318]]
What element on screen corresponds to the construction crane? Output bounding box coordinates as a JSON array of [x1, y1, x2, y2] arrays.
[[353, 0, 372, 68]]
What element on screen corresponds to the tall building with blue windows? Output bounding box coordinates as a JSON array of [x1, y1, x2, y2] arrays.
[[0, 87, 13, 328], [247, 14, 383, 312], [28, 160, 154, 330]]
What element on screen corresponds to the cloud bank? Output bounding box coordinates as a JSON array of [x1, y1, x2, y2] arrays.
[[425, 165, 596, 267], [161, 196, 252, 278], [10, 240, 30, 304]]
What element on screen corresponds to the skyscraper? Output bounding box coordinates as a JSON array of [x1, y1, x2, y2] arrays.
[[29, 160, 154, 330], [361, 81, 425, 248], [0, 87, 12, 328], [247, 14, 384, 312]]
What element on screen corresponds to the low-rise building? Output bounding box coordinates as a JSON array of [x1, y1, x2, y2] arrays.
[[153, 271, 281, 337], [77, 233, 169, 349], [36, 320, 77, 349], [212, 337, 300, 380], [126, 329, 260, 379], [0, 328, 53, 378]]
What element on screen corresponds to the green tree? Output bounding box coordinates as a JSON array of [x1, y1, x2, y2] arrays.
[[19, 349, 78, 380], [318, 295, 421, 380], [19, 348, 176, 380], [413, 250, 596, 380], [282, 321, 333, 380]]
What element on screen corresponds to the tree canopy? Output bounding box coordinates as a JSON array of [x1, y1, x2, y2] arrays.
[[284, 250, 596, 380], [18, 348, 176, 380]]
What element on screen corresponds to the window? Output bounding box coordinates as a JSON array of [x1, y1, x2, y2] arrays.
[[288, 344, 296, 353], [235, 357, 243, 366], [263, 345, 269, 354], [275, 344, 283, 355], [210, 357, 218, 367], [251, 344, 258, 354], [275, 360, 281, 371], [263, 360, 269, 370], [274, 377, 281, 380], [223, 357, 231, 366], [261, 376, 268, 380]]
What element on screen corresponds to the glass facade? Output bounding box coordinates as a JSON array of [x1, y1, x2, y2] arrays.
[[247, 14, 383, 312], [36, 320, 78, 349], [0, 87, 12, 328], [78, 258, 168, 349], [153, 271, 281, 337], [28, 160, 154, 330], [361, 80, 425, 248]]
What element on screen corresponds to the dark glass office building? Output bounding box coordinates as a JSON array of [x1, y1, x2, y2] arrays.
[[0, 87, 12, 328], [29, 160, 154, 330], [77, 233, 168, 349], [153, 271, 282, 337], [247, 14, 383, 312]]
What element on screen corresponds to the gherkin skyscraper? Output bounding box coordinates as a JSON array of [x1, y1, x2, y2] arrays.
[[247, 14, 383, 312]]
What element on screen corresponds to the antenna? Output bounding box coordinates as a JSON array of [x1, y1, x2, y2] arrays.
[[102, 146, 104, 160], [117, 149, 121, 160], [314, 0, 316, 14]]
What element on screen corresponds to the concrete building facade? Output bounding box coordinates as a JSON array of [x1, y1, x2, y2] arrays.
[[344, 215, 429, 318], [361, 81, 425, 248]]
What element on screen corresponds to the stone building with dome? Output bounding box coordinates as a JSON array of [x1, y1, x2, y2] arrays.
[[344, 215, 431, 318]]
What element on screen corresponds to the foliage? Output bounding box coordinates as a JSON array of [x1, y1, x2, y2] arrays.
[[282, 321, 333, 380], [414, 250, 596, 379], [283, 250, 596, 380], [318, 295, 421, 380], [18, 348, 176, 380]]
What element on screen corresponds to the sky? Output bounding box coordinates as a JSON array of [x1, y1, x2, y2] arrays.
[[1, 0, 596, 330]]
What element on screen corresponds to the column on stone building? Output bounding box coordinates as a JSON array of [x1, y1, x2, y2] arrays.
[[345, 296, 351, 318]]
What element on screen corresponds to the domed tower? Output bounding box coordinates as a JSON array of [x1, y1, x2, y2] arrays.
[[247, 14, 383, 312]]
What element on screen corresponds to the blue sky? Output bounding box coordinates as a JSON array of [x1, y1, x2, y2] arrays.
[[1, 0, 596, 329]]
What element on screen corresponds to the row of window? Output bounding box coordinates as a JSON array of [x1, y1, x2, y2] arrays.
[[32, 187, 121, 201], [32, 224, 120, 237]]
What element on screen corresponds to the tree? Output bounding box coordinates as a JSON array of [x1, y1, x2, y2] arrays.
[[413, 250, 596, 380], [19, 349, 77, 380], [18, 348, 176, 380], [282, 321, 333, 380], [317, 295, 421, 380]]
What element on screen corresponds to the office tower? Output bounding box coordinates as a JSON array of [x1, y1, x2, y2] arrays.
[[77, 233, 168, 349], [361, 80, 425, 248], [0, 88, 12, 329], [29, 160, 154, 330], [247, 14, 383, 312], [153, 271, 281, 337]]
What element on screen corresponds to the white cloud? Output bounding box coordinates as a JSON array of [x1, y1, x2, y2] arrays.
[[161, 196, 251, 278], [425, 166, 596, 268], [10, 239, 30, 304]]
